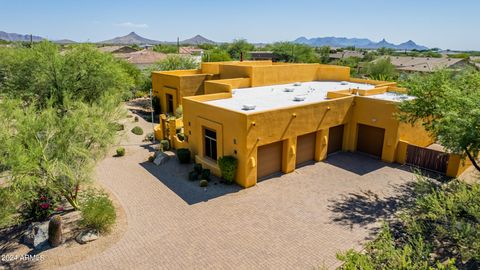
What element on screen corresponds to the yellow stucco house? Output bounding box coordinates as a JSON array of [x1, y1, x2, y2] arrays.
[[152, 61, 471, 188]]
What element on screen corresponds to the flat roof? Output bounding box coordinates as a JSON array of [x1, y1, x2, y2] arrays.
[[205, 81, 375, 113]]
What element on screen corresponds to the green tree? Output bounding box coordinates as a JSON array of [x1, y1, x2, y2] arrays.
[[202, 48, 232, 62], [152, 44, 179, 54], [152, 54, 198, 71], [365, 57, 397, 80], [227, 39, 254, 60], [318, 46, 331, 64], [269, 42, 319, 63], [0, 41, 134, 107], [398, 69, 480, 171]]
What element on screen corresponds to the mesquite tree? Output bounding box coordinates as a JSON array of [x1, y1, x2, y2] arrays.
[[398, 69, 480, 172]]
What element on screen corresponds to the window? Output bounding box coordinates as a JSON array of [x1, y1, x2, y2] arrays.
[[166, 94, 174, 114], [204, 128, 217, 160]]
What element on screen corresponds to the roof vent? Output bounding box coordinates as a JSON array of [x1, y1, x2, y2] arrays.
[[293, 95, 306, 102], [284, 87, 294, 92], [293, 82, 302, 86], [241, 104, 256, 111], [340, 81, 349, 85]]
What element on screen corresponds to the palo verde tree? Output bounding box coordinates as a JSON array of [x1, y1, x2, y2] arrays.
[[227, 39, 254, 60], [0, 41, 132, 226], [398, 69, 480, 172], [365, 57, 397, 81]]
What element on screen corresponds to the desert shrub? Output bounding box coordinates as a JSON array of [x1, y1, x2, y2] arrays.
[[131, 126, 143, 135], [116, 147, 125, 157], [24, 187, 59, 221], [79, 189, 116, 233], [338, 178, 480, 269], [218, 156, 238, 184], [199, 179, 208, 187], [188, 171, 199, 181], [201, 169, 211, 181], [177, 148, 191, 164], [194, 163, 203, 174], [144, 132, 154, 142], [112, 123, 124, 131], [160, 139, 170, 151], [148, 155, 155, 162], [152, 96, 161, 114], [134, 116, 139, 122]]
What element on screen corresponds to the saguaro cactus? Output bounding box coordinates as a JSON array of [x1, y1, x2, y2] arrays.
[[48, 215, 63, 247]]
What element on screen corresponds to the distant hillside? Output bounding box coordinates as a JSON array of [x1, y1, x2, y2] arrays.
[[180, 35, 215, 45], [294, 36, 428, 50], [54, 39, 77, 44], [0, 31, 44, 42], [98, 32, 161, 45]]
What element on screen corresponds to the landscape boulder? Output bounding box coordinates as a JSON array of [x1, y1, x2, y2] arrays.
[[75, 229, 99, 244], [23, 222, 49, 249]]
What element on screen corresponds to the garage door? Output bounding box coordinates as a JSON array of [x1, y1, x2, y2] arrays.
[[257, 141, 283, 179], [296, 132, 316, 165], [356, 124, 385, 158], [327, 125, 344, 155]]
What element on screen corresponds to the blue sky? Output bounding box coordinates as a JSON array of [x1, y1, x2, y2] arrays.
[[1, 0, 479, 50]]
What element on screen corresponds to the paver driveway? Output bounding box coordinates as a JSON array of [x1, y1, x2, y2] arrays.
[[65, 119, 419, 270]]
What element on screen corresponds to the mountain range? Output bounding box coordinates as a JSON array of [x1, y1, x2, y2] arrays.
[[0, 30, 429, 50], [293, 36, 429, 50], [0, 31, 44, 42]]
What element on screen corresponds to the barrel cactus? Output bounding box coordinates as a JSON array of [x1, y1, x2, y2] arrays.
[[48, 215, 63, 247]]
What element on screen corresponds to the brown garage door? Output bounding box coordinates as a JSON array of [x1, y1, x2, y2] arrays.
[[296, 132, 316, 165], [357, 124, 385, 158], [327, 125, 344, 155], [257, 141, 283, 179]]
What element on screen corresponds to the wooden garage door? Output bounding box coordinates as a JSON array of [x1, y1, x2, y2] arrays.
[[357, 124, 385, 158], [257, 141, 283, 179], [296, 132, 316, 165], [327, 125, 344, 155]]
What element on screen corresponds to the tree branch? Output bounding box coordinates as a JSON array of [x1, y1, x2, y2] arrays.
[[465, 148, 480, 172]]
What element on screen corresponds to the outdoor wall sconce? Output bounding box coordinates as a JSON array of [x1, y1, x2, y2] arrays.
[[327, 106, 331, 110], [292, 113, 297, 118], [251, 121, 256, 126], [250, 157, 256, 168]]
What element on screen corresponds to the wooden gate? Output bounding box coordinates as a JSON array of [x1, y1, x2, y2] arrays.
[[406, 145, 449, 174]]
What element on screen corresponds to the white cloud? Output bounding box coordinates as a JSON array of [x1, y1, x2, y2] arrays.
[[115, 22, 149, 28]]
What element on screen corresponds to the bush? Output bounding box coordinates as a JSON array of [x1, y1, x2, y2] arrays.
[[131, 126, 143, 135], [218, 156, 238, 184], [134, 116, 139, 122], [148, 155, 155, 162], [201, 169, 211, 181], [338, 178, 480, 269], [144, 132, 154, 142], [116, 147, 125, 157], [199, 179, 208, 187], [194, 163, 203, 174], [112, 123, 124, 131], [79, 189, 116, 233], [177, 148, 191, 164], [188, 171, 199, 181], [152, 96, 161, 114], [160, 139, 170, 151], [24, 187, 58, 221]]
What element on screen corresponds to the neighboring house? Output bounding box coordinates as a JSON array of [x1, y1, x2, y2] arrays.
[[329, 50, 365, 60], [249, 51, 275, 61], [152, 61, 471, 187], [98, 45, 137, 54], [470, 56, 480, 70], [385, 56, 468, 72], [116, 49, 167, 69], [179, 46, 203, 56]]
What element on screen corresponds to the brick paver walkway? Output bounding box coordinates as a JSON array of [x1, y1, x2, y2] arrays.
[[64, 118, 418, 269]]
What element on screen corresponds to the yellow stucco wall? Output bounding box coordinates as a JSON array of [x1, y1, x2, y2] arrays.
[[154, 61, 470, 187]]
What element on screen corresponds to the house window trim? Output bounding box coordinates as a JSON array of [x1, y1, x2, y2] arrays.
[[204, 128, 218, 160]]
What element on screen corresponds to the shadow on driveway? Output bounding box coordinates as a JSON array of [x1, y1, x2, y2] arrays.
[[139, 158, 242, 205]]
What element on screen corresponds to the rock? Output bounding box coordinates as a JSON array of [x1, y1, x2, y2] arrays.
[[23, 222, 49, 249], [153, 152, 170, 165], [75, 230, 99, 244]]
